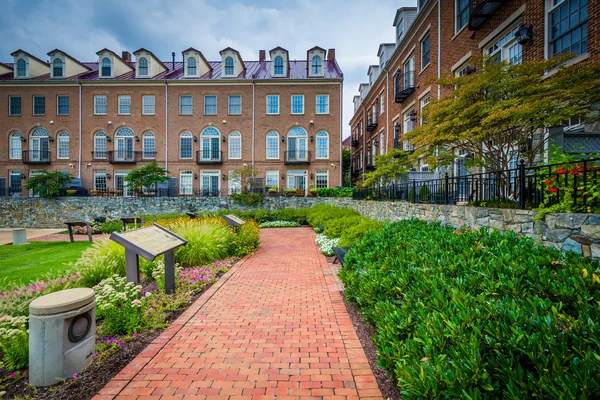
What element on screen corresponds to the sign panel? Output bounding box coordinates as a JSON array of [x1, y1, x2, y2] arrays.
[[223, 214, 247, 227], [110, 224, 187, 261]]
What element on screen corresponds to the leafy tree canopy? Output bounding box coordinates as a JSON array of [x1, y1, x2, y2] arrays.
[[24, 170, 73, 198], [125, 162, 170, 193], [360, 149, 412, 187]]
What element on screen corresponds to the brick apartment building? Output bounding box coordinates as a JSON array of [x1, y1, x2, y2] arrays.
[[350, 0, 597, 184], [0, 46, 343, 196]]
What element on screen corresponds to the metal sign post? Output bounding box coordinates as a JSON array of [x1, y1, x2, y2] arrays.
[[110, 224, 187, 294]]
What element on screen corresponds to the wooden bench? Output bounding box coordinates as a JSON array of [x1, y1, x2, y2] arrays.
[[332, 247, 350, 266], [120, 217, 145, 231], [186, 212, 199, 219], [64, 221, 93, 243]]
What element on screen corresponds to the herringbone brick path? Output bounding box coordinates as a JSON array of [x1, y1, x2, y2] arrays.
[[93, 227, 383, 400]]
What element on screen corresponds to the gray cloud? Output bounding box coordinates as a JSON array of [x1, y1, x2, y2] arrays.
[[0, 0, 412, 137]]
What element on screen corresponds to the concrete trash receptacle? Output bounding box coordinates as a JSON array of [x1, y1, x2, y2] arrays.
[[12, 228, 27, 245], [29, 288, 96, 386]]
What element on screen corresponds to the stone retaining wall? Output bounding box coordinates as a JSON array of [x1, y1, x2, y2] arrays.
[[1, 197, 598, 257]]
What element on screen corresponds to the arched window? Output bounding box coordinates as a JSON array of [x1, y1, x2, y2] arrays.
[[200, 127, 221, 161], [101, 58, 111, 77], [224, 57, 234, 76], [274, 56, 284, 75], [114, 127, 135, 162], [57, 131, 70, 159], [138, 57, 148, 76], [94, 131, 107, 158], [180, 131, 193, 159], [142, 131, 155, 159], [315, 131, 329, 159], [53, 59, 64, 78], [16, 59, 26, 77], [266, 131, 279, 159], [287, 127, 308, 161], [30, 128, 49, 161], [9, 132, 22, 160], [30, 128, 48, 138], [228, 131, 241, 159], [311, 55, 322, 75], [187, 57, 197, 76]]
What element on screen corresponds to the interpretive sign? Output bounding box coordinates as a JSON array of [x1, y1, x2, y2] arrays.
[[110, 224, 187, 293], [223, 214, 247, 228]]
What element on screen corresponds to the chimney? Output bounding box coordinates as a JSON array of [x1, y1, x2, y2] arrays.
[[259, 50, 266, 62], [121, 51, 131, 62], [172, 52, 176, 70], [327, 49, 336, 61]]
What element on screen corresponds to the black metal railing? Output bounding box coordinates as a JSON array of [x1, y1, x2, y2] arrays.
[[394, 71, 415, 103], [107, 151, 139, 164], [353, 158, 600, 210], [366, 115, 379, 132], [351, 139, 359, 148], [284, 150, 310, 164], [22, 150, 51, 164], [470, 0, 505, 30], [196, 151, 223, 164]]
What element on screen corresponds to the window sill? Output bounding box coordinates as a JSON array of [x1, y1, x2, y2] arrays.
[[544, 53, 590, 78], [292, 113, 305, 116], [451, 24, 468, 41], [9, 115, 21, 117], [33, 114, 46, 116], [94, 114, 107, 116], [118, 114, 132, 116], [228, 114, 242, 116], [142, 114, 156, 116], [419, 63, 431, 75], [179, 114, 194, 116], [57, 114, 70, 117]]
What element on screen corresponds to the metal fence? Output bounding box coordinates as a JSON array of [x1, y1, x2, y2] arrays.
[[353, 158, 600, 210]]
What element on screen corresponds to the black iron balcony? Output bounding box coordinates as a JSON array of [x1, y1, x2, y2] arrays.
[[107, 150, 139, 164], [395, 71, 415, 103], [284, 150, 311, 165], [470, 0, 505, 30], [366, 157, 375, 170], [351, 139, 359, 148], [196, 151, 223, 164], [22, 150, 51, 164], [366, 116, 379, 132]]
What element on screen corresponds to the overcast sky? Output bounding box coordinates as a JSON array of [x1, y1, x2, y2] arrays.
[[0, 0, 411, 138]]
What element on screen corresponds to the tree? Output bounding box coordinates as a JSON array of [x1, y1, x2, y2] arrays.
[[125, 162, 170, 195], [342, 148, 352, 187], [407, 55, 600, 173], [229, 165, 262, 192], [360, 149, 412, 187], [24, 170, 73, 198]]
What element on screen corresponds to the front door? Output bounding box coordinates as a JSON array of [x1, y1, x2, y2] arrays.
[[202, 138, 220, 160], [31, 138, 49, 161], [114, 172, 130, 196], [288, 137, 307, 160], [115, 137, 134, 162], [202, 173, 219, 196]]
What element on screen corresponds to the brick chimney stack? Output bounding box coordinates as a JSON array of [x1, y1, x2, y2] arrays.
[[121, 51, 131, 62], [259, 50, 266, 62], [327, 49, 336, 61]]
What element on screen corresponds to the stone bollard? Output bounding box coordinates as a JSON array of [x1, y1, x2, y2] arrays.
[[12, 228, 27, 245], [29, 288, 96, 386]]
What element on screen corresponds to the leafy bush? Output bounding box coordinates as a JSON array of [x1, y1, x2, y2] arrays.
[[232, 221, 260, 257], [419, 184, 430, 201], [315, 234, 339, 256], [258, 221, 301, 228], [24, 170, 73, 198], [316, 187, 353, 197], [150, 260, 183, 292], [94, 275, 143, 335], [0, 316, 28, 371], [231, 192, 264, 206], [76, 239, 127, 288], [306, 204, 359, 228], [340, 220, 600, 399], [97, 219, 124, 234]]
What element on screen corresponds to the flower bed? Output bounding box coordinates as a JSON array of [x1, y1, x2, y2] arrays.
[[258, 220, 301, 228], [315, 234, 339, 256]]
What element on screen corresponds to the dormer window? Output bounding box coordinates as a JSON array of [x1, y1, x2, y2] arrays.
[[187, 57, 197, 76], [311, 56, 322, 75], [224, 57, 234, 76], [52, 59, 63, 78], [101, 58, 111, 77], [16, 59, 26, 77], [274, 56, 284, 75], [397, 18, 404, 41], [138, 57, 148, 76]]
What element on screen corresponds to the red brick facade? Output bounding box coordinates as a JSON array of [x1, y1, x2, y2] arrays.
[[0, 48, 343, 196], [351, 0, 598, 182]]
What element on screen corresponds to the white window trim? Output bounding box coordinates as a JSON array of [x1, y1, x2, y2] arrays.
[[57, 132, 70, 159], [56, 95, 70, 116], [315, 131, 330, 160], [9, 133, 22, 160], [315, 94, 329, 115], [315, 170, 329, 189], [142, 132, 156, 159], [137, 57, 149, 78], [142, 95, 155, 115], [455, 0, 469, 34], [200, 170, 221, 192], [179, 170, 194, 195], [544, 0, 588, 61], [266, 170, 279, 189], [228, 132, 242, 159], [185, 55, 199, 77], [204, 95, 217, 115], [32, 96, 45, 116], [228, 95, 242, 115], [179, 132, 194, 160], [179, 95, 193, 115], [420, 32, 431, 71], [266, 95, 279, 115], [266, 132, 279, 159], [94, 95, 107, 115], [118, 95, 131, 115], [291, 94, 304, 115], [8, 96, 21, 116], [94, 132, 108, 159]]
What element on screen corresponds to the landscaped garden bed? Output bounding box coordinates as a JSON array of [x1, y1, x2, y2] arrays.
[[0, 216, 259, 399]]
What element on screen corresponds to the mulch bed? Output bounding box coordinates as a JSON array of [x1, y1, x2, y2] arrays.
[[3, 276, 221, 400]]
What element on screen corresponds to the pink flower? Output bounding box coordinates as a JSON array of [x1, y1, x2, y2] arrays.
[[10, 372, 16, 378], [133, 334, 137, 338], [72, 373, 78, 378]]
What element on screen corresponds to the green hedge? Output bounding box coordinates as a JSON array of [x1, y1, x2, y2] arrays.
[[339, 219, 600, 398], [316, 187, 353, 197]]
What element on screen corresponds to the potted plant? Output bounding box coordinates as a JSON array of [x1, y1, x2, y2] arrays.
[[113, 189, 123, 196], [65, 189, 77, 196], [267, 187, 279, 197], [284, 188, 296, 197], [295, 189, 305, 197], [308, 188, 318, 197]]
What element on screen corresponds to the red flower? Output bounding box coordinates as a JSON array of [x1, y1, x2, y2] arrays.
[[576, 165, 585, 172], [569, 169, 579, 176], [556, 169, 567, 174], [544, 179, 552, 185], [548, 187, 559, 193]]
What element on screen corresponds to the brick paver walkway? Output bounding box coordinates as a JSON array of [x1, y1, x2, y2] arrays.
[[94, 227, 383, 400]]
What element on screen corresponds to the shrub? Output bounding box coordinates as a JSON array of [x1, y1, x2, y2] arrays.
[[340, 220, 600, 398], [94, 275, 143, 335], [232, 221, 260, 257], [76, 238, 127, 288], [231, 192, 264, 206], [0, 315, 29, 371], [271, 208, 308, 224], [150, 260, 183, 292], [306, 204, 359, 228], [97, 218, 124, 234], [419, 184, 430, 201], [315, 234, 339, 256], [258, 221, 301, 228], [316, 187, 353, 197]]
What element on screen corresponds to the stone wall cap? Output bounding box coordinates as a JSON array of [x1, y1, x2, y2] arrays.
[[29, 288, 95, 316]]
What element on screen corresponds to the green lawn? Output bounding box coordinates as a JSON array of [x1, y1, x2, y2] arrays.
[[0, 241, 92, 290]]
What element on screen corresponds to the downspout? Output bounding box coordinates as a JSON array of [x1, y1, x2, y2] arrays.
[[385, 70, 389, 154], [165, 81, 169, 171], [362, 104, 366, 174], [252, 79, 255, 180], [339, 80, 343, 186], [78, 80, 82, 179], [437, 0, 441, 99]]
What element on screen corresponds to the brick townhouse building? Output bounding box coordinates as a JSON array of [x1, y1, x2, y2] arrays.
[[350, 0, 597, 184], [0, 46, 343, 196]]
